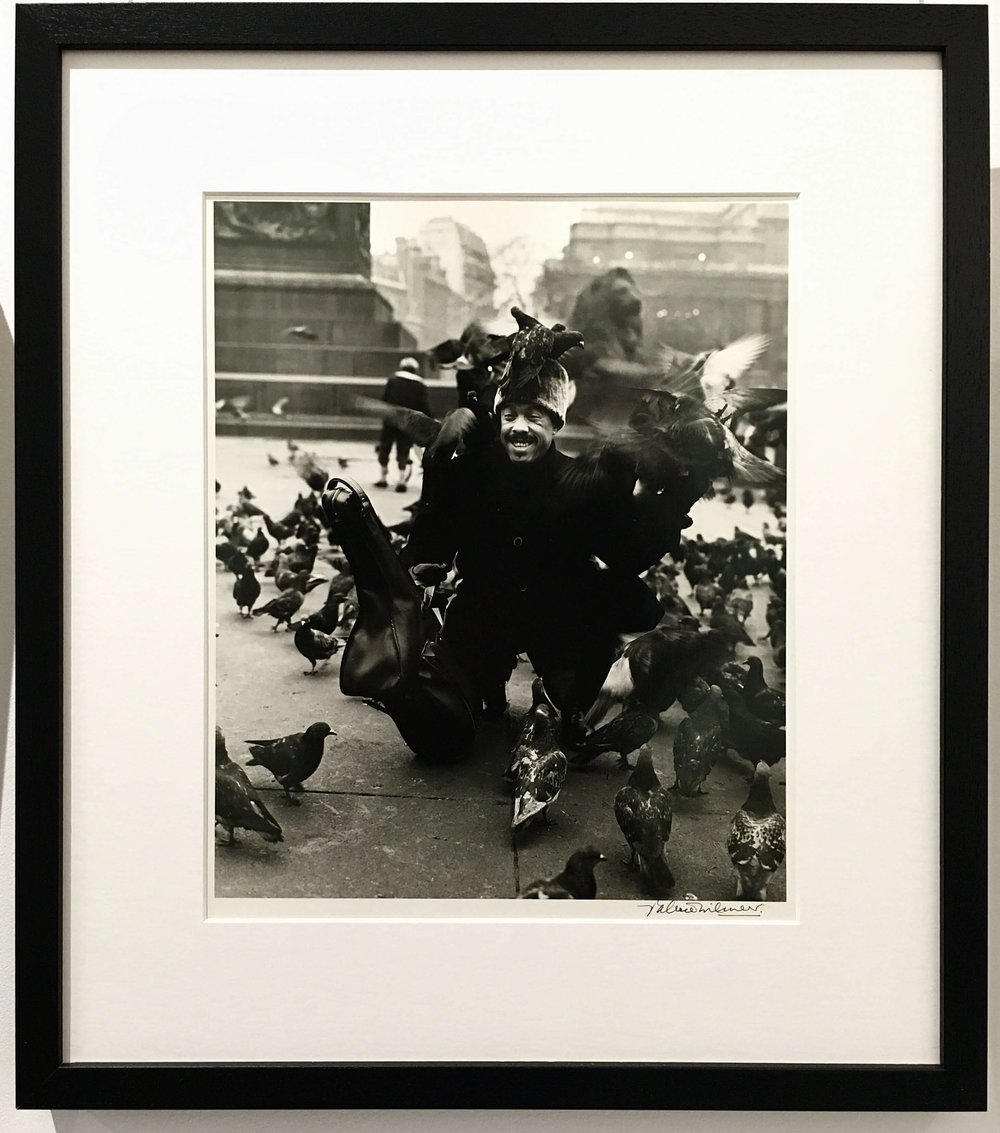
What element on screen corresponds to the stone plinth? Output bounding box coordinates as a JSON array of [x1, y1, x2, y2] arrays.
[[214, 202, 419, 379]]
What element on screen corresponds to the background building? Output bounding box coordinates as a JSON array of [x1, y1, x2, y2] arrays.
[[533, 201, 788, 382]]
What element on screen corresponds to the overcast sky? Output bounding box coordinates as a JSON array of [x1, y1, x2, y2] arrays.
[[369, 198, 594, 261]]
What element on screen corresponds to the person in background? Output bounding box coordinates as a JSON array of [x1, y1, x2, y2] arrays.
[[375, 356, 431, 492]]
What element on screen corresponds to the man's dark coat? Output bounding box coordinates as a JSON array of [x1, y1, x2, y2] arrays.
[[400, 441, 698, 716]]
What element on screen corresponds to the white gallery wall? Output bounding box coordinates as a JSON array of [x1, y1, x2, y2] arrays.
[[0, 1, 996, 1131]]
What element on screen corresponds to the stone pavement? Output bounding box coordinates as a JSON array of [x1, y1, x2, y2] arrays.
[[214, 436, 787, 902]]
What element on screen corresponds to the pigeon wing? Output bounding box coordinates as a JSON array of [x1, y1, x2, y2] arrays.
[[700, 334, 770, 389], [354, 396, 442, 448], [720, 427, 787, 486]]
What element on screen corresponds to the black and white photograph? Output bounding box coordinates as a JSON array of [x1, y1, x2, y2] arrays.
[[211, 197, 790, 906]]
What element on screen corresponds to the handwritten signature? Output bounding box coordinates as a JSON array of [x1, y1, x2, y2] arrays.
[[637, 899, 764, 918]]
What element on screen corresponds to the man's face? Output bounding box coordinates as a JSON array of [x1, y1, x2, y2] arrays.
[[499, 402, 558, 463]]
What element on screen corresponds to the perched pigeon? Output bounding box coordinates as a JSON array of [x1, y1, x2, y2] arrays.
[[245, 722, 335, 804], [251, 587, 304, 631], [614, 745, 675, 898], [570, 709, 658, 769], [294, 615, 341, 674], [508, 680, 569, 831], [727, 760, 786, 900], [215, 727, 283, 846], [232, 565, 261, 618], [519, 847, 606, 899], [498, 307, 584, 396]]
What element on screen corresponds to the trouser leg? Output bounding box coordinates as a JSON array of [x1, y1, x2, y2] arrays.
[[526, 625, 620, 744], [437, 596, 517, 716], [375, 424, 393, 486]]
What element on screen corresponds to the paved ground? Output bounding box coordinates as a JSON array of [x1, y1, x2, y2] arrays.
[[214, 436, 787, 902]]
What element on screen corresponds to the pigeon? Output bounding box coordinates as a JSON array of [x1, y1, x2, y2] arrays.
[[294, 615, 341, 674], [570, 709, 658, 769], [508, 679, 569, 830], [261, 512, 296, 542], [226, 549, 249, 578], [267, 453, 280, 467], [724, 586, 755, 625], [215, 537, 238, 569], [275, 563, 326, 594], [614, 745, 675, 898], [251, 587, 304, 631], [519, 847, 606, 899], [271, 396, 290, 416], [215, 726, 283, 846], [232, 565, 261, 618], [244, 526, 268, 562], [283, 324, 318, 341], [498, 307, 584, 396], [694, 580, 723, 615], [245, 722, 335, 804], [672, 678, 728, 796], [585, 620, 736, 725], [354, 396, 481, 460], [727, 760, 786, 900], [709, 598, 754, 647], [215, 396, 249, 420], [720, 685, 786, 767], [741, 655, 786, 725]]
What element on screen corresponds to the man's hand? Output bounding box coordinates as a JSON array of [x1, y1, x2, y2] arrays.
[[409, 563, 449, 586]]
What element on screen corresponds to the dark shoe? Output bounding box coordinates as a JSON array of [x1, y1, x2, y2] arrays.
[[395, 483, 408, 493], [374, 479, 388, 489]]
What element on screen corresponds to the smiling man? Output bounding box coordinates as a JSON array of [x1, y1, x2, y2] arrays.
[[399, 312, 701, 753]]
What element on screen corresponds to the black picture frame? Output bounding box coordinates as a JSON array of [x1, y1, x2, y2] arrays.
[[14, 1, 989, 1113]]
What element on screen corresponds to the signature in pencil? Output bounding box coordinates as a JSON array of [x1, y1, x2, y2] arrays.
[[637, 898, 764, 918]]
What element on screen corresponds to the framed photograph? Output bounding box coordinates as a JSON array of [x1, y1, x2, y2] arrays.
[[15, 1, 988, 1112]]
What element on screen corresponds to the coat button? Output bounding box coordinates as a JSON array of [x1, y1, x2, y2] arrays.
[[520, 584, 528, 593], [513, 537, 523, 547]]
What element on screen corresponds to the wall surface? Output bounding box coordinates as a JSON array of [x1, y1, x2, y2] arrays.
[[0, 1, 996, 1131]]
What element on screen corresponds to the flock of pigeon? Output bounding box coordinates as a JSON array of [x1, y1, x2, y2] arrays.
[[502, 503, 787, 901], [214, 436, 788, 903]]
